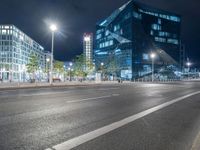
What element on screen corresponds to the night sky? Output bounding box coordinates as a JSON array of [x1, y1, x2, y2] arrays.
[[0, 0, 200, 66]]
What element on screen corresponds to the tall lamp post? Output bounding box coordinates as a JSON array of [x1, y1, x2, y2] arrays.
[[101, 62, 104, 81], [186, 61, 191, 80], [49, 24, 57, 85], [68, 62, 73, 81], [150, 53, 156, 82], [46, 58, 50, 82]]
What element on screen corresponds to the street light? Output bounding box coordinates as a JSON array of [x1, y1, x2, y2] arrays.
[[186, 61, 191, 80], [69, 62, 73, 67], [46, 58, 50, 82], [150, 53, 156, 82], [68, 62, 73, 81], [100, 62, 104, 81], [68, 67, 72, 81], [49, 24, 57, 85]]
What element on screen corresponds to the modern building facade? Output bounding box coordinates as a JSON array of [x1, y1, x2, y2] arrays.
[[83, 33, 93, 70], [94, 0, 181, 80], [0, 25, 46, 82]]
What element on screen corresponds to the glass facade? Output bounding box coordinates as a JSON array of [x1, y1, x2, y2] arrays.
[[95, 0, 181, 80], [0, 25, 46, 81]]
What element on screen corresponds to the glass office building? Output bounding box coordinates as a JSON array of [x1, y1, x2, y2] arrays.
[[0, 25, 46, 82], [95, 0, 181, 80]]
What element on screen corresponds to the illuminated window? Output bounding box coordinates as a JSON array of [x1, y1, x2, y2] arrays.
[[167, 39, 178, 45], [159, 32, 170, 37], [114, 24, 120, 32], [96, 34, 102, 40], [155, 37, 166, 43], [4, 26, 9, 29], [150, 30, 154, 35], [138, 9, 180, 22], [143, 54, 149, 60], [152, 24, 161, 30], [2, 30, 6, 35], [105, 30, 109, 36], [133, 12, 142, 19], [158, 19, 162, 24]]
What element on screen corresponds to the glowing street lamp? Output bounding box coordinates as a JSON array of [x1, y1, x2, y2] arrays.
[[49, 24, 57, 85], [68, 63, 73, 81], [186, 61, 191, 80], [150, 53, 156, 82], [69, 62, 73, 67]]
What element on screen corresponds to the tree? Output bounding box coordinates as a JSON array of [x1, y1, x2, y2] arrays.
[[106, 59, 118, 79], [86, 59, 95, 75], [73, 54, 87, 78], [26, 54, 39, 80], [54, 61, 64, 73]]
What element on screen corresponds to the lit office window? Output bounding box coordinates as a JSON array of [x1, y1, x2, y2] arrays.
[[4, 26, 9, 29], [96, 34, 102, 40], [138, 9, 180, 22], [159, 32, 170, 37], [152, 24, 161, 30], [105, 30, 109, 36], [158, 19, 162, 24], [2, 30, 6, 35], [133, 12, 142, 19], [143, 54, 149, 60], [167, 39, 178, 45], [114, 24, 120, 32], [150, 30, 154, 35], [155, 37, 166, 43]]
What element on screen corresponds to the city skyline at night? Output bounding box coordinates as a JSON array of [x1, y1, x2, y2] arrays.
[[0, 0, 199, 67]]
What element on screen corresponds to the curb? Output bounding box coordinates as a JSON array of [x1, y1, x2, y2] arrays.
[[0, 83, 104, 91]]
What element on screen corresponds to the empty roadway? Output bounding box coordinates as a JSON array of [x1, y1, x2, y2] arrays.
[[0, 81, 200, 150]]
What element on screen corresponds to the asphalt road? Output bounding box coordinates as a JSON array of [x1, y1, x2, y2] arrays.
[[0, 81, 200, 150]]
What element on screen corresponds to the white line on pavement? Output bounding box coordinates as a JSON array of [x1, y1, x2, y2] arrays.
[[46, 91, 200, 150], [66, 94, 119, 103], [97, 87, 120, 91]]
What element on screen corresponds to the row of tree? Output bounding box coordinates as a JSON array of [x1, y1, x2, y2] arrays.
[[26, 53, 95, 80]]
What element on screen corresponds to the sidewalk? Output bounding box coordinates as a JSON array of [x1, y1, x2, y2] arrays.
[[0, 81, 118, 90]]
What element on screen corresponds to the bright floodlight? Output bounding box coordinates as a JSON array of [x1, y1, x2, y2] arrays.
[[69, 62, 73, 66], [101, 62, 104, 66], [50, 24, 57, 32], [186, 62, 191, 67], [84, 36, 91, 42], [150, 53, 156, 59]]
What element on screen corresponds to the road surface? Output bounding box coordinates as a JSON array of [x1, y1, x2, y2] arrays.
[[0, 81, 200, 150]]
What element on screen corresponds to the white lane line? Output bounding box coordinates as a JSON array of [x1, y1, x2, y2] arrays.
[[66, 94, 119, 103], [97, 87, 120, 91], [46, 91, 200, 150]]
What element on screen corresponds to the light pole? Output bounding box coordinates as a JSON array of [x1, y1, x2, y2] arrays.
[[69, 62, 73, 81], [46, 58, 50, 82], [49, 24, 57, 85], [186, 62, 191, 80], [150, 53, 156, 82], [101, 62, 104, 81]]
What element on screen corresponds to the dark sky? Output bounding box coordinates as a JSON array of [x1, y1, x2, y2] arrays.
[[0, 0, 200, 66]]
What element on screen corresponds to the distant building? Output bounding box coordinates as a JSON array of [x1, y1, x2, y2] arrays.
[[95, 0, 181, 80], [0, 25, 46, 81], [83, 33, 93, 70]]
